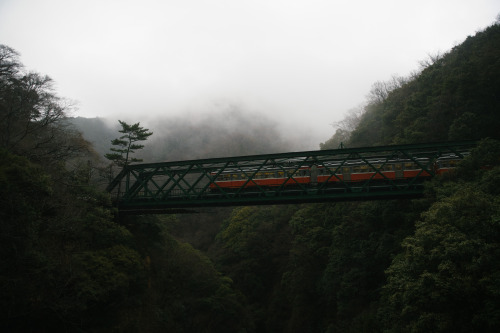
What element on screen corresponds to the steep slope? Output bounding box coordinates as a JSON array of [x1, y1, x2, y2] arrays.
[[348, 22, 500, 147]]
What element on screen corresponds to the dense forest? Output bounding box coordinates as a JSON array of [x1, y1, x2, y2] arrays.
[[1, 20, 500, 332]]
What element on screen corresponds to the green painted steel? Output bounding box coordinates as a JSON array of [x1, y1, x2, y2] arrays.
[[106, 141, 476, 214]]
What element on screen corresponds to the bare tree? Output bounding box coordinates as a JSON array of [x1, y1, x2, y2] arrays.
[[367, 74, 408, 104], [321, 106, 366, 149], [418, 51, 444, 69], [0, 44, 89, 163], [331, 106, 365, 133]]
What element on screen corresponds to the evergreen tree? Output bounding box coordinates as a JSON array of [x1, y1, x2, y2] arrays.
[[105, 120, 153, 167]]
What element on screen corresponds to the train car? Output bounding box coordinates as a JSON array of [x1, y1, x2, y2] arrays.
[[209, 165, 310, 190], [209, 155, 463, 191], [435, 155, 463, 175]]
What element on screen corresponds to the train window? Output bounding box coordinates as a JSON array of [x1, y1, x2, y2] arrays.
[[382, 164, 393, 171], [405, 162, 418, 170], [440, 160, 458, 168], [343, 167, 350, 174], [277, 171, 285, 178], [353, 165, 369, 173], [394, 163, 402, 171]]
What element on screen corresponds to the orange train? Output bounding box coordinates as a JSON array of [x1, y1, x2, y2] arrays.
[[209, 155, 462, 191]]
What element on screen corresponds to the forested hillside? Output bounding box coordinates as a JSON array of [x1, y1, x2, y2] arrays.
[[1, 20, 500, 333], [350, 22, 500, 147], [0, 45, 251, 332]]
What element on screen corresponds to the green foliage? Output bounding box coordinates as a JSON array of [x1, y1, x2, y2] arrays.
[[105, 120, 153, 167], [280, 200, 423, 332], [214, 205, 295, 331], [457, 138, 500, 177], [379, 140, 500, 332], [0, 148, 51, 217], [282, 204, 335, 332], [72, 245, 143, 304], [212, 202, 422, 332], [448, 111, 480, 140], [0, 149, 145, 331], [380, 187, 500, 332], [0, 149, 54, 327], [346, 23, 500, 146], [123, 215, 252, 332]]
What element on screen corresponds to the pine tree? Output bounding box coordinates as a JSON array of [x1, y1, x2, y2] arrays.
[[105, 120, 153, 167]]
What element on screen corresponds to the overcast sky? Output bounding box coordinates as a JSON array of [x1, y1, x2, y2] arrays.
[[1, 0, 499, 145]]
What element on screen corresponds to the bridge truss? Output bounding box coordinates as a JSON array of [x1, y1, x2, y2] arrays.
[[106, 141, 475, 214]]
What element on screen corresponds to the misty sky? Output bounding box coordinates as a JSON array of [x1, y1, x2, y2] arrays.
[[1, 0, 499, 145]]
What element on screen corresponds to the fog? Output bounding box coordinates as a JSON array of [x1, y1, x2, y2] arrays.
[[1, 0, 499, 148], [73, 106, 309, 163]]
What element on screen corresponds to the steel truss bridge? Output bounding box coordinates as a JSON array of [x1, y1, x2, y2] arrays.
[[106, 141, 475, 214]]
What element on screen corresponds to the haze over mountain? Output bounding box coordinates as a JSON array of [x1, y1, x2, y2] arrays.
[[71, 104, 316, 164]]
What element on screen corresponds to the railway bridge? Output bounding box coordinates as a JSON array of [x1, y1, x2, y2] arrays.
[[106, 141, 475, 214]]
